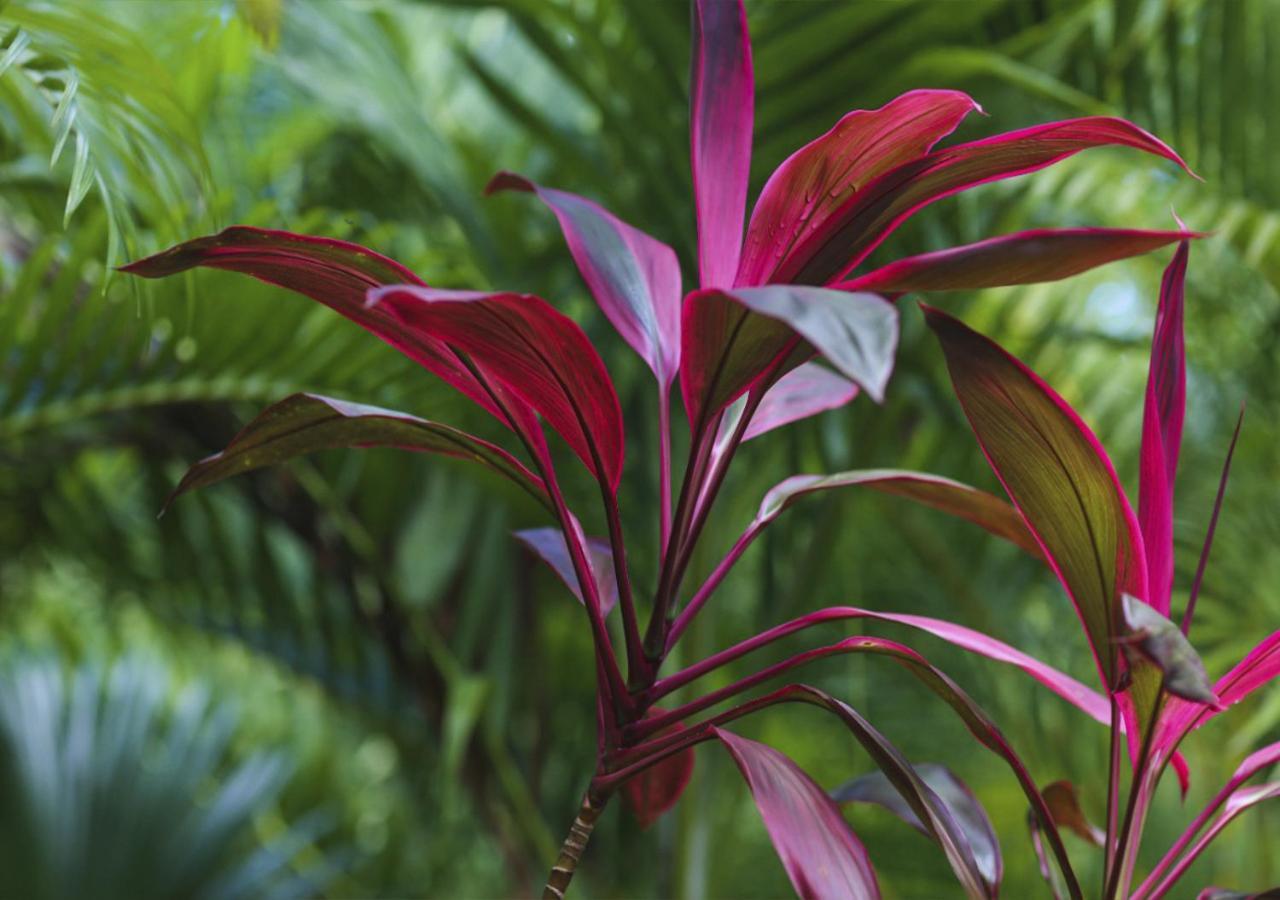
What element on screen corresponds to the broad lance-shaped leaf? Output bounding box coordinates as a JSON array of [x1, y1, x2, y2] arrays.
[[832, 763, 1002, 896], [163, 393, 551, 513], [756, 470, 1043, 559], [716, 363, 859, 449], [1120, 595, 1219, 705], [120, 227, 532, 432], [925, 305, 1148, 692], [691, 0, 752, 289], [713, 728, 880, 899], [514, 528, 617, 615], [834, 228, 1199, 295], [621, 710, 694, 830], [370, 286, 626, 491], [1139, 240, 1190, 615], [736, 89, 981, 287], [681, 285, 898, 433], [778, 116, 1193, 286], [486, 172, 681, 386]]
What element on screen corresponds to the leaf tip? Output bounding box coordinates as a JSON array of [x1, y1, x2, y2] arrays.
[[484, 170, 534, 197]]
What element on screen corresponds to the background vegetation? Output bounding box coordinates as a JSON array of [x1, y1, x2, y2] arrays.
[[0, 0, 1275, 896]]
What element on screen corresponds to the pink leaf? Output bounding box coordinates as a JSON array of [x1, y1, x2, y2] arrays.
[[1139, 240, 1190, 615], [925, 305, 1148, 692], [1159, 631, 1280, 751], [777, 117, 1193, 286], [681, 286, 898, 434], [514, 527, 617, 616], [714, 728, 880, 899], [370, 287, 625, 491], [691, 0, 753, 289], [834, 228, 1199, 295], [737, 89, 981, 287], [738, 363, 859, 443], [486, 172, 682, 386]]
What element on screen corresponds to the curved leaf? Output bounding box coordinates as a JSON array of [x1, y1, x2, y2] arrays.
[[725, 363, 859, 446], [691, 0, 753, 289], [163, 393, 551, 513], [779, 117, 1193, 285], [681, 285, 897, 432], [621, 710, 694, 830], [514, 527, 617, 615], [1158, 631, 1280, 752], [833, 763, 1001, 896], [834, 228, 1199, 294], [1040, 781, 1104, 846], [486, 172, 682, 386], [755, 469, 1042, 559], [713, 728, 880, 900], [925, 305, 1147, 691], [1120, 595, 1218, 705], [370, 286, 625, 491], [120, 227, 530, 429], [737, 89, 981, 287]]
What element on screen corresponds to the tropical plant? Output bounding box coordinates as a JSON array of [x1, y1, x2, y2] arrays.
[[113, 0, 1275, 897]]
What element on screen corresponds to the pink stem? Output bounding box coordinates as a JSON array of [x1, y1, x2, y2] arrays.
[[1142, 813, 1238, 900], [658, 386, 673, 557], [666, 523, 761, 651], [602, 485, 647, 687]]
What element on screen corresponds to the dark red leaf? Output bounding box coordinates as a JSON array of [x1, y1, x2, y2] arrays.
[[621, 711, 695, 829], [371, 287, 625, 491]]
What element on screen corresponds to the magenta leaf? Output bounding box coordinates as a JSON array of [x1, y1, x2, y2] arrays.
[[514, 527, 617, 615], [681, 286, 897, 433], [832, 763, 1002, 895], [162, 393, 551, 513], [737, 89, 981, 287], [835, 228, 1199, 295], [691, 0, 753, 289], [713, 728, 880, 899], [621, 710, 695, 830], [486, 172, 682, 387], [778, 117, 1193, 286], [925, 304, 1148, 692], [1139, 240, 1191, 615], [120, 227, 530, 430], [370, 286, 626, 491]]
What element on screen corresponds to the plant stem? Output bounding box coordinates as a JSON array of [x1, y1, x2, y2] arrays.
[[1103, 694, 1122, 888], [542, 789, 609, 900], [666, 523, 759, 650], [1131, 764, 1237, 898], [1106, 693, 1165, 899], [658, 385, 673, 556]]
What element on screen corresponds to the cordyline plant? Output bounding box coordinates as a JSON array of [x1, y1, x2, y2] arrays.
[[119, 1, 1278, 897]]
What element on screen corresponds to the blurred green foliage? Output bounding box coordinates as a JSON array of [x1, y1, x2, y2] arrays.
[[0, 0, 1276, 897]]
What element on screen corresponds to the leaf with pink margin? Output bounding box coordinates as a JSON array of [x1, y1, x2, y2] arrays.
[[778, 117, 1194, 286], [486, 172, 682, 386], [119, 227, 531, 431], [714, 728, 880, 899], [514, 527, 617, 615], [924, 304, 1148, 692], [833, 228, 1199, 295], [1158, 631, 1280, 752], [832, 763, 1002, 895], [681, 286, 897, 433], [737, 89, 981, 287], [715, 363, 859, 451], [1139, 240, 1190, 615], [370, 287, 626, 491], [163, 393, 551, 514], [755, 469, 1044, 559], [691, 0, 752, 289]]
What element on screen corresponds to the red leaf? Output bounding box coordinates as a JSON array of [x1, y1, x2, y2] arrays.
[[778, 117, 1193, 286], [737, 89, 980, 287], [691, 0, 753, 289], [514, 527, 617, 616], [835, 227, 1199, 295], [1138, 240, 1191, 614], [714, 728, 879, 899], [120, 227, 531, 431], [487, 172, 682, 386], [621, 712, 695, 829], [371, 287, 625, 491]]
